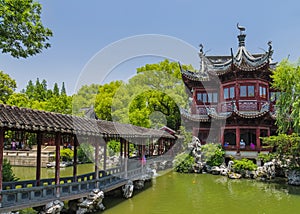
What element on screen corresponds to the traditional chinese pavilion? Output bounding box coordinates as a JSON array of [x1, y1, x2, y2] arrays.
[[180, 25, 278, 161]]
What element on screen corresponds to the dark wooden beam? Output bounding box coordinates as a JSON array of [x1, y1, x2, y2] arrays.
[[0, 128, 5, 195], [73, 135, 78, 181], [36, 132, 42, 186], [94, 137, 99, 179], [103, 138, 107, 171], [55, 132, 61, 186]]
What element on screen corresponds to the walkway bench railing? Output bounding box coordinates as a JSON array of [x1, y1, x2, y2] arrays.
[[0, 166, 145, 210]]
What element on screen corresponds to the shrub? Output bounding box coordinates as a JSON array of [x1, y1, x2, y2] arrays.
[[232, 158, 257, 172], [60, 148, 73, 162], [107, 140, 120, 156], [77, 143, 94, 163], [3, 159, 19, 182], [261, 133, 300, 169], [201, 143, 225, 166], [174, 153, 195, 173]]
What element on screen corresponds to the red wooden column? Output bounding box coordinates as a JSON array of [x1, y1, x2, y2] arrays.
[[55, 133, 61, 186], [36, 132, 42, 186], [0, 128, 5, 199], [256, 128, 261, 149], [73, 135, 78, 181], [220, 127, 225, 146], [236, 127, 240, 151]]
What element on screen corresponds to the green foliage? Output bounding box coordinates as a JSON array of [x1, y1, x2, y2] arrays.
[[72, 84, 100, 116], [60, 148, 73, 162], [174, 152, 195, 173], [261, 133, 300, 169], [94, 81, 122, 121], [201, 143, 225, 166], [271, 59, 300, 134], [179, 126, 192, 150], [232, 158, 257, 172], [8, 78, 72, 114], [107, 140, 120, 156], [3, 159, 19, 182], [0, 70, 17, 103], [0, 0, 52, 58], [109, 60, 191, 130], [257, 153, 276, 163], [77, 143, 94, 163]]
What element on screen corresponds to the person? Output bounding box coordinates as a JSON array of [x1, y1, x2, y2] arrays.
[[240, 139, 245, 149], [11, 140, 16, 150], [67, 143, 72, 150], [250, 142, 255, 150]]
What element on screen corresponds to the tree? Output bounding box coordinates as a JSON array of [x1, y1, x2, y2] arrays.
[[61, 82, 66, 95], [53, 83, 59, 96], [110, 60, 190, 130], [72, 84, 101, 115], [94, 81, 122, 121], [261, 133, 300, 169], [0, 70, 16, 103], [6, 93, 29, 107], [0, 0, 52, 58], [271, 59, 300, 134], [2, 159, 19, 182]]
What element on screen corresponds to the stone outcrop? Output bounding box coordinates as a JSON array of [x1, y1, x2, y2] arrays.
[[122, 180, 134, 199], [77, 189, 105, 214], [287, 170, 300, 185]]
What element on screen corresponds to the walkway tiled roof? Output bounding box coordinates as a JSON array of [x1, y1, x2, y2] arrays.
[[0, 104, 175, 139]]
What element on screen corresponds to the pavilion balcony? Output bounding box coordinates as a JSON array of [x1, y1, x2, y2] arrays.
[[222, 145, 273, 152], [221, 100, 271, 112], [223, 145, 273, 160], [192, 100, 275, 115]]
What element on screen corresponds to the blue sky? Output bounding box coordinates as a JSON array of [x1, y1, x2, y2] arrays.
[[1, 0, 300, 94]]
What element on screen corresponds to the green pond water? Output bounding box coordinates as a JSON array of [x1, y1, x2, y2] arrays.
[[12, 167, 300, 214]]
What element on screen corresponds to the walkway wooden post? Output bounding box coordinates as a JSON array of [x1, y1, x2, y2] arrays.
[[73, 135, 78, 181], [55, 132, 61, 196], [103, 138, 107, 171], [0, 128, 4, 205], [124, 139, 128, 178], [94, 137, 99, 179], [120, 138, 124, 169], [36, 132, 42, 186]]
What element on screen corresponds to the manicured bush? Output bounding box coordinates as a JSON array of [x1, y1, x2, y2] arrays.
[[60, 148, 73, 162], [174, 153, 195, 173], [232, 158, 257, 172], [201, 143, 225, 166]]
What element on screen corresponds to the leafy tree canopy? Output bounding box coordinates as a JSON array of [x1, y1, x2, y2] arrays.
[[108, 59, 191, 130], [0, 70, 16, 103], [72, 84, 101, 116], [0, 0, 52, 58], [271, 59, 300, 133]]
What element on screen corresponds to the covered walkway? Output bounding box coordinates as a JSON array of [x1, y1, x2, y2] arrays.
[[0, 104, 176, 212]]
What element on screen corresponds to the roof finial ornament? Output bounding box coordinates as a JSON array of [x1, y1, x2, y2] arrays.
[[237, 23, 246, 35], [199, 43, 204, 54], [267, 41, 272, 52]]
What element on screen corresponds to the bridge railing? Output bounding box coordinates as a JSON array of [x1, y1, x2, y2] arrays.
[[0, 166, 145, 210]]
